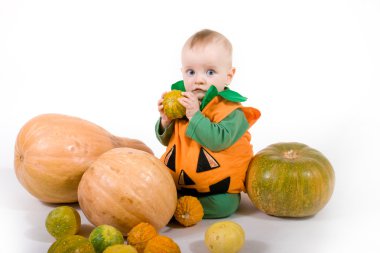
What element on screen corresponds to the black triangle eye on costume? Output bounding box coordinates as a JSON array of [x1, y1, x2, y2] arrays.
[[164, 145, 176, 172], [178, 170, 196, 186], [196, 147, 220, 172]]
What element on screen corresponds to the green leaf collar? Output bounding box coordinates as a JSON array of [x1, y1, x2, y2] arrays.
[[171, 80, 247, 110]]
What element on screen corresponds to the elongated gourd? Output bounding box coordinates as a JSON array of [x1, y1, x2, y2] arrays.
[[14, 113, 153, 203]]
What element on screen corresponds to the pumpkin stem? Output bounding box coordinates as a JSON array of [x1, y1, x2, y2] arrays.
[[181, 213, 190, 220], [283, 149, 298, 159]]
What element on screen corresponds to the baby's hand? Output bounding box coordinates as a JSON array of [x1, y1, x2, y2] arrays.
[[158, 92, 172, 129], [178, 92, 200, 121]]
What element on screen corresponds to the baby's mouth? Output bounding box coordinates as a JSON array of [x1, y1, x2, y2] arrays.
[[192, 88, 206, 93]]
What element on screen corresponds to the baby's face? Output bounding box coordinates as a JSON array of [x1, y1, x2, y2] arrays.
[[181, 42, 235, 102]]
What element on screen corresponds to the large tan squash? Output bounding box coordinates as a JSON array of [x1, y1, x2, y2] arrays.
[[14, 113, 153, 203], [78, 148, 177, 236]]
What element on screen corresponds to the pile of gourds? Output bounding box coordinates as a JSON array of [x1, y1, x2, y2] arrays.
[[14, 112, 335, 253]]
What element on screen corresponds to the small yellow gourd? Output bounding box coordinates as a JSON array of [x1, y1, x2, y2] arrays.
[[204, 221, 245, 253], [174, 196, 204, 227], [103, 244, 138, 253], [162, 90, 186, 119], [45, 206, 81, 239], [144, 235, 181, 253], [127, 222, 158, 253]]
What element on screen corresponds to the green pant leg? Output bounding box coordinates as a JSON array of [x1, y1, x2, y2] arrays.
[[198, 193, 241, 219]]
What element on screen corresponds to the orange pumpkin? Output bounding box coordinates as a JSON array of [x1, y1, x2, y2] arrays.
[[78, 148, 177, 236], [174, 196, 204, 227], [127, 223, 158, 253], [14, 113, 153, 203]]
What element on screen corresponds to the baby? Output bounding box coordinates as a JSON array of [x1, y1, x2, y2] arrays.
[[156, 29, 261, 218]]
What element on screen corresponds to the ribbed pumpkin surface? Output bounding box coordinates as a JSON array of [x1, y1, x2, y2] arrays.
[[245, 142, 335, 217]]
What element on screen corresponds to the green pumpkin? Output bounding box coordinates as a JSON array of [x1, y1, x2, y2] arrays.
[[245, 142, 335, 217], [89, 225, 125, 253], [45, 206, 81, 239], [163, 90, 186, 119]]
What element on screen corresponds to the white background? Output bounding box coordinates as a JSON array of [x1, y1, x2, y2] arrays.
[[1, 0, 379, 252]]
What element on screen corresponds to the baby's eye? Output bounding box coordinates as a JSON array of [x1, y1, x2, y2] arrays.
[[186, 69, 195, 76], [206, 69, 215, 76]]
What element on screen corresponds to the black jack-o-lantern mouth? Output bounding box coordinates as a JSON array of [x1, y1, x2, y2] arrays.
[[164, 145, 231, 195]]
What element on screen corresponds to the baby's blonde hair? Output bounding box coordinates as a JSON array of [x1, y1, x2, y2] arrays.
[[184, 29, 233, 57]]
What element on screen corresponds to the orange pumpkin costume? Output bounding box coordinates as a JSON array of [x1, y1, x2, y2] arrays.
[[160, 95, 261, 195]]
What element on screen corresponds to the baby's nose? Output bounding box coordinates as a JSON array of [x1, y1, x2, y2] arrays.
[[195, 74, 206, 85]]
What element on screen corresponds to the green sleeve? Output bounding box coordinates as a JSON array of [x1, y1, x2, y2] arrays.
[[186, 109, 249, 152], [155, 118, 174, 146]]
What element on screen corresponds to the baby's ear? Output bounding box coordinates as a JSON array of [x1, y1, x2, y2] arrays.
[[227, 67, 236, 83]]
